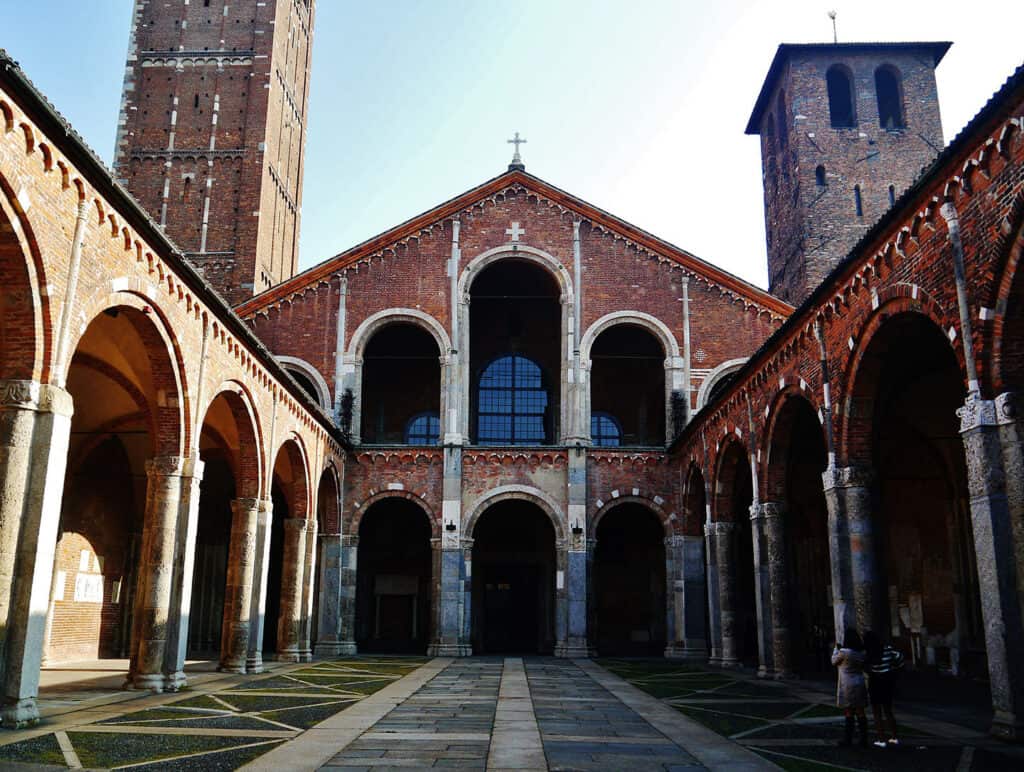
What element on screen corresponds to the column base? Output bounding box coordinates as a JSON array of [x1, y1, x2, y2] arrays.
[[163, 671, 187, 691], [427, 643, 472, 657], [298, 650, 313, 663], [991, 711, 1024, 743], [757, 665, 771, 679], [0, 698, 40, 729], [218, 659, 247, 674], [124, 673, 165, 692], [275, 650, 302, 664], [664, 644, 708, 662], [719, 658, 742, 669], [315, 641, 358, 657], [772, 669, 797, 680], [246, 653, 264, 674], [555, 643, 595, 659]]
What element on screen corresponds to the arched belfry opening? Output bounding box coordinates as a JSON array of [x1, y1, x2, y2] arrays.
[[471, 500, 556, 653], [590, 325, 665, 446], [470, 260, 561, 445], [354, 498, 432, 653], [826, 64, 857, 128], [875, 65, 905, 130], [593, 503, 666, 655], [361, 323, 441, 444]]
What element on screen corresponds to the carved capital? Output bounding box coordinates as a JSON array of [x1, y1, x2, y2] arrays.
[[0, 379, 40, 411], [38, 384, 74, 417], [751, 501, 785, 520], [705, 520, 736, 536], [957, 394, 997, 433], [283, 517, 309, 533], [341, 534, 359, 548], [145, 455, 186, 479], [231, 497, 262, 517], [995, 392, 1018, 426], [821, 464, 874, 490]]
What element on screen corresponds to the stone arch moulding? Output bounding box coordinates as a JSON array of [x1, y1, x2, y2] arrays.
[[201, 379, 266, 500], [696, 358, 748, 411], [276, 354, 333, 411], [579, 310, 681, 364], [457, 244, 574, 303], [464, 484, 567, 544], [346, 308, 452, 359], [590, 494, 674, 537], [350, 489, 439, 539]]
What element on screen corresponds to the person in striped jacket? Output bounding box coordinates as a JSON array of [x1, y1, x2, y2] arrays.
[[864, 630, 905, 748]]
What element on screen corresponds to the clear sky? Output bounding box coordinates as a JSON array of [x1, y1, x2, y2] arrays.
[[4, 1, 1023, 288]]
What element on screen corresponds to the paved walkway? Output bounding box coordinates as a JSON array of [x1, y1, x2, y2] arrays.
[[255, 658, 771, 771]]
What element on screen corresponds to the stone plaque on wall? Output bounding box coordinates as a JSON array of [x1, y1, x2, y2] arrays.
[[74, 573, 104, 603]]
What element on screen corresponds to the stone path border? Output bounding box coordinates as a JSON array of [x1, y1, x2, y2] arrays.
[[487, 657, 546, 770], [575, 659, 778, 771], [241, 658, 452, 770]]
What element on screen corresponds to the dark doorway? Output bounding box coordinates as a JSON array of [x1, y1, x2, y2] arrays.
[[718, 441, 759, 668], [262, 483, 287, 655], [355, 498, 432, 653], [187, 454, 233, 657], [472, 500, 556, 654], [594, 503, 666, 655]]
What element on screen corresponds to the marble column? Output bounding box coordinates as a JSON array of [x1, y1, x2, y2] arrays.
[[822, 465, 877, 639], [429, 444, 469, 656], [558, 448, 591, 658], [276, 517, 307, 662], [666, 534, 708, 660], [219, 498, 260, 672], [0, 381, 73, 728], [711, 521, 739, 667], [162, 457, 204, 690], [959, 394, 1024, 741], [704, 523, 723, 666], [749, 504, 773, 677], [315, 531, 348, 656], [299, 517, 318, 661], [761, 502, 794, 678], [335, 534, 359, 655], [246, 498, 273, 673], [126, 456, 188, 691]]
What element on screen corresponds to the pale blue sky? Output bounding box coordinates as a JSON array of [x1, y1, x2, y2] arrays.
[[4, 1, 1023, 287]]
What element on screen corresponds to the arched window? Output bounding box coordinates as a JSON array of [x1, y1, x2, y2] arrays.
[[875, 66, 905, 130], [888, 184, 896, 207], [815, 165, 827, 187], [854, 185, 864, 217], [590, 412, 621, 448], [478, 355, 548, 445], [826, 65, 856, 128], [405, 412, 440, 445]]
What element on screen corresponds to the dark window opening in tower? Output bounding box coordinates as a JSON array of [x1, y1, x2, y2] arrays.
[[888, 184, 896, 207], [875, 66, 905, 130], [815, 165, 826, 188], [765, 118, 777, 192], [590, 324, 666, 446], [194, 94, 199, 109], [776, 90, 789, 150], [826, 65, 856, 128], [854, 185, 863, 217], [361, 323, 441, 444]]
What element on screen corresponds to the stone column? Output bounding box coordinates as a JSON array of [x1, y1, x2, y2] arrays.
[[0, 381, 73, 728], [246, 498, 273, 673], [163, 457, 205, 690], [822, 465, 877, 639], [554, 541, 570, 656], [276, 517, 307, 662], [315, 531, 348, 656], [959, 394, 1024, 741], [335, 534, 359, 655], [299, 517, 318, 661], [219, 498, 260, 672], [704, 523, 722, 666], [711, 521, 740, 667], [995, 392, 1024, 619], [126, 456, 187, 691], [749, 504, 773, 677], [429, 445, 469, 656], [666, 534, 707, 660], [461, 538, 473, 653], [761, 502, 794, 678], [558, 448, 590, 657]]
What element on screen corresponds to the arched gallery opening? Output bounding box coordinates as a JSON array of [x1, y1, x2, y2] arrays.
[[361, 323, 441, 444], [716, 440, 758, 668], [471, 500, 556, 653], [470, 259, 561, 445], [311, 467, 340, 650], [765, 395, 832, 674], [44, 305, 181, 667], [683, 465, 712, 658], [593, 503, 666, 655], [852, 312, 984, 676], [354, 498, 432, 653], [589, 325, 665, 446]]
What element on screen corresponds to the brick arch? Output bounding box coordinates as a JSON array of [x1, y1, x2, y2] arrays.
[[0, 167, 49, 382], [464, 484, 566, 544], [65, 290, 189, 458], [350, 490, 439, 539], [761, 382, 825, 501], [270, 434, 311, 522], [682, 461, 709, 537], [838, 299, 964, 466], [458, 244, 574, 304], [591, 495, 673, 537], [276, 355, 332, 411], [347, 308, 451, 359], [199, 381, 264, 500], [989, 189, 1024, 394], [316, 461, 343, 534], [579, 311, 680, 363], [711, 434, 751, 523]]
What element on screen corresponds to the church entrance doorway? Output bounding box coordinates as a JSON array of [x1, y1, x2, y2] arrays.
[[593, 503, 666, 655], [355, 498, 432, 653], [471, 500, 556, 654]]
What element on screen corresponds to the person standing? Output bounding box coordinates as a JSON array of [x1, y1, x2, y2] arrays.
[[832, 630, 869, 747], [864, 630, 904, 748]]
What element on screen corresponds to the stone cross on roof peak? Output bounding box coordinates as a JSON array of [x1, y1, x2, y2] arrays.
[[507, 132, 526, 171]]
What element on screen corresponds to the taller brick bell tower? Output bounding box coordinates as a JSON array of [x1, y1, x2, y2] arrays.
[[114, 0, 315, 305], [747, 42, 949, 305]]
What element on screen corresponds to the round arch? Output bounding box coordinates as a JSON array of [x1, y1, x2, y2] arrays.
[[761, 385, 826, 501], [580, 311, 680, 363], [465, 484, 567, 544], [711, 435, 751, 523], [591, 495, 673, 537], [351, 490, 439, 538], [199, 381, 265, 499], [696, 358, 748, 410], [276, 355, 332, 411], [990, 193, 1024, 393], [270, 433, 311, 521], [316, 460, 343, 534], [347, 308, 451, 360], [683, 461, 709, 536], [458, 245, 573, 303]]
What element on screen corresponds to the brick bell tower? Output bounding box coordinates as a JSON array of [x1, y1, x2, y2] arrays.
[[747, 42, 949, 305], [114, 0, 315, 305]]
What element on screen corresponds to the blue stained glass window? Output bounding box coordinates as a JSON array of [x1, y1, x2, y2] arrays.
[[478, 355, 548, 445], [405, 413, 440, 445], [591, 412, 621, 447]]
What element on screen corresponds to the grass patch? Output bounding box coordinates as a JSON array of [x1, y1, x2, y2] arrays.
[[257, 700, 356, 729], [117, 740, 283, 771], [797, 703, 845, 719], [673, 705, 768, 736], [215, 693, 337, 712], [751, 748, 843, 771], [68, 731, 256, 768], [0, 733, 66, 766], [100, 707, 223, 724], [232, 676, 331, 692], [756, 743, 961, 771], [686, 700, 809, 720], [170, 694, 236, 710], [141, 714, 288, 730]]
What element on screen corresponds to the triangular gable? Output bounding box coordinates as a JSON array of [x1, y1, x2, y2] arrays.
[[235, 170, 793, 319]]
